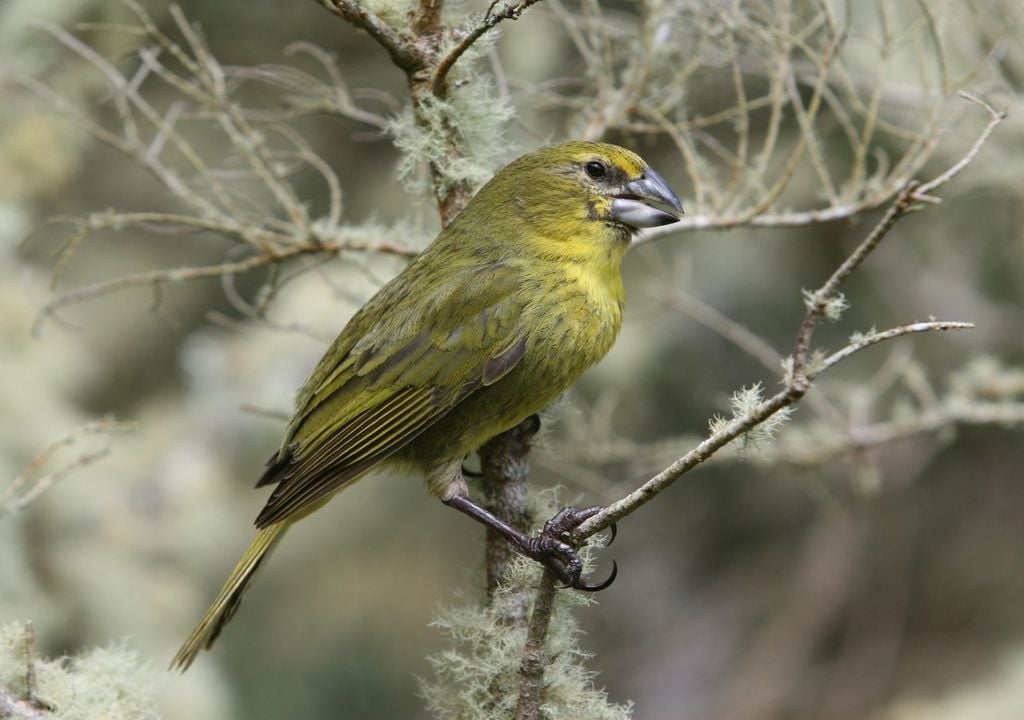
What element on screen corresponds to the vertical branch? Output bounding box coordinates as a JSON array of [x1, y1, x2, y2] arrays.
[[514, 571, 558, 720], [845, 3, 889, 198], [0, 623, 53, 719], [479, 417, 538, 605], [753, 0, 792, 182], [721, 0, 751, 212], [414, 0, 444, 36]]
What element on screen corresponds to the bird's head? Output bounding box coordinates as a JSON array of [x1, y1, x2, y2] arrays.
[[548, 141, 684, 231], [457, 141, 683, 261]]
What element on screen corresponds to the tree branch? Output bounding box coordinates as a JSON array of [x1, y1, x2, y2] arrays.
[[771, 400, 1024, 468], [513, 570, 558, 720], [316, 0, 421, 72], [811, 321, 974, 378], [479, 416, 538, 606], [1, 419, 135, 518], [432, 0, 545, 96], [29, 229, 416, 337]]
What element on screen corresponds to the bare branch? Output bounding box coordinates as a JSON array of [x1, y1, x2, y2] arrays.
[[635, 195, 899, 240], [30, 227, 417, 336], [316, 0, 420, 72], [547, 351, 1024, 480], [914, 92, 1006, 197], [20, 3, 442, 329], [1, 418, 135, 518], [811, 321, 974, 378], [230, 43, 389, 128], [772, 401, 1024, 469], [433, 0, 545, 96], [789, 183, 920, 383]]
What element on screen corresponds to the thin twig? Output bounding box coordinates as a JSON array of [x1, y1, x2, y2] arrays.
[[914, 92, 1005, 197], [634, 197, 897, 241], [30, 220, 417, 335], [1, 419, 135, 517], [811, 321, 974, 378], [432, 0, 546, 95], [790, 182, 921, 382], [775, 402, 1024, 468]]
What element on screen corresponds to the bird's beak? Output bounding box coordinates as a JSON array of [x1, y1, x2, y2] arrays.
[[610, 167, 684, 229]]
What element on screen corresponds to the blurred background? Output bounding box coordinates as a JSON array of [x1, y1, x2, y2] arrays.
[[1, 1, 1023, 719]]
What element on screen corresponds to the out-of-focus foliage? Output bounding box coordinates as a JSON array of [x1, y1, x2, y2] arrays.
[[422, 560, 631, 720], [1, 0, 1023, 719]]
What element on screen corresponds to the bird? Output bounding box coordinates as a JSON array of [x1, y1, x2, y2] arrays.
[[171, 140, 682, 670]]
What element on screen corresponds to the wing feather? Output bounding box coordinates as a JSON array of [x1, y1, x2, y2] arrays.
[[253, 262, 526, 528], [296, 386, 427, 471], [255, 388, 443, 526]]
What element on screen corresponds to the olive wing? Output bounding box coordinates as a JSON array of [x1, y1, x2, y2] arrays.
[[253, 263, 526, 527]]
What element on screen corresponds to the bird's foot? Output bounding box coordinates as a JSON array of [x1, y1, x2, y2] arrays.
[[443, 495, 617, 592], [522, 506, 617, 592]]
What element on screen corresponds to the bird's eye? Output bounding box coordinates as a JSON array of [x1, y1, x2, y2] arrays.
[[585, 160, 607, 179]]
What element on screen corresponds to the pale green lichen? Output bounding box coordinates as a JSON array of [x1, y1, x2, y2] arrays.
[[0, 623, 160, 720], [419, 492, 630, 720], [709, 383, 794, 456], [802, 288, 849, 322], [387, 34, 515, 199], [848, 326, 878, 345], [361, 0, 416, 27]]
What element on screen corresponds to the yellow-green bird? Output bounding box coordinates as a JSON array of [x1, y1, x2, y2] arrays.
[[172, 141, 682, 670]]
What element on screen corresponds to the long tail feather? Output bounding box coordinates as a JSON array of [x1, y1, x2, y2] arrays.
[[171, 523, 288, 671]]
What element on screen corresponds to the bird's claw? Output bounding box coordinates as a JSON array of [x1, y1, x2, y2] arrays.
[[524, 506, 617, 592]]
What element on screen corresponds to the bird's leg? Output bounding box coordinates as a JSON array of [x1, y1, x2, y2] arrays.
[[462, 413, 540, 478], [443, 494, 617, 591]]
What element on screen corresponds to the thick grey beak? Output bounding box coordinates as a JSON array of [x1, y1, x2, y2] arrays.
[[610, 167, 684, 229]]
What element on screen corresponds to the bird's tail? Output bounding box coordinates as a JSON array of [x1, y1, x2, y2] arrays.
[[171, 522, 288, 671]]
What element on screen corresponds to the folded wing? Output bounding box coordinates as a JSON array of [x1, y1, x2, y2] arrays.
[[253, 262, 526, 527]]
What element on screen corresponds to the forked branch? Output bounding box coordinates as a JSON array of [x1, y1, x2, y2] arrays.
[[1, 418, 135, 518]]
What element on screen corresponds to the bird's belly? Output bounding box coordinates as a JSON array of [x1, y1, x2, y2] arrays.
[[403, 294, 621, 469]]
